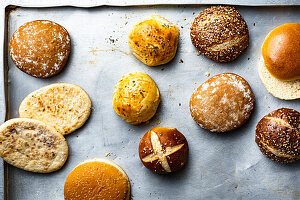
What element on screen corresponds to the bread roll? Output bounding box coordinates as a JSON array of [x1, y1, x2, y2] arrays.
[[128, 15, 179, 66], [255, 108, 300, 163], [189, 73, 255, 132], [190, 6, 249, 62], [64, 159, 130, 200], [139, 127, 189, 174], [9, 20, 71, 78], [262, 23, 300, 81], [113, 72, 160, 125]]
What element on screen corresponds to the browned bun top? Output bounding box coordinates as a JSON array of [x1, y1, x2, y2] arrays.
[[189, 73, 255, 132], [64, 159, 130, 200], [262, 23, 300, 81], [255, 108, 300, 163], [9, 20, 71, 78], [190, 6, 249, 62]]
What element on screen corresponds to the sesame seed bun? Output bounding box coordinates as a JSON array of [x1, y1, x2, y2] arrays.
[[64, 158, 130, 200]]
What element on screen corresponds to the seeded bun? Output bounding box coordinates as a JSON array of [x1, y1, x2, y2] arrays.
[[255, 108, 300, 163], [113, 72, 160, 125], [190, 6, 249, 62], [262, 23, 300, 81], [128, 15, 179, 66], [64, 159, 130, 200], [9, 20, 71, 78], [190, 73, 255, 132]]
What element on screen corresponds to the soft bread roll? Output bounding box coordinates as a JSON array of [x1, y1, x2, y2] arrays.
[[262, 23, 300, 81], [190, 73, 255, 132], [258, 58, 300, 100], [255, 108, 300, 163], [128, 15, 179, 66], [9, 20, 71, 78], [113, 72, 160, 125], [190, 6, 249, 62], [19, 83, 92, 135], [0, 118, 68, 173], [64, 159, 130, 200]]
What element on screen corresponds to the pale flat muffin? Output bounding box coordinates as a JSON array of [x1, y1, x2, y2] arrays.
[[19, 83, 92, 135], [0, 118, 68, 173]]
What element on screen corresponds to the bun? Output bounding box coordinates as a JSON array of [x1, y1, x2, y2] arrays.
[[64, 159, 130, 200], [128, 15, 179, 66], [255, 108, 300, 163], [258, 58, 300, 100], [113, 72, 160, 125], [9, 20, 71, 78], [190, 73, 255, 132], [190, 6, 249, 62], [262, 23, 300, 81], [139, 127, 188, 174]]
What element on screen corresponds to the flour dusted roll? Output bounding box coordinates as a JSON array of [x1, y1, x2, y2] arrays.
[[190, 6, 249, 62], [255, 108, 300, 163]]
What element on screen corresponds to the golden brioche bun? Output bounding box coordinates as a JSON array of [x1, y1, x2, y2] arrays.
[[64, 159, 130, 200], [113, 72, 160, 125], [262, 23, 300, 81], [128, 15, 179, 66]]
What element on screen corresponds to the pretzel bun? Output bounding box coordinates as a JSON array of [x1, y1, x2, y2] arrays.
[[139, 127, 189, 174], [113, 72, 160, 125], [255, 108, 300, 163], [128, 15, 179, 66], [64, 159, 130, 200], [190, 6, 249, 62], [262, 23, 300, 81]]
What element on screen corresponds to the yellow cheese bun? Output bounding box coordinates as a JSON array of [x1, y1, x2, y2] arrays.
[[64, 159, 130, 200], [262, 23, 300, 81], [128, 15, 179, 66], [113, 72, 160, 125]]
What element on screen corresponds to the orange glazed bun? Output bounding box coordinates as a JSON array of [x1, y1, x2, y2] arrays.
[[262, 23, 300, 81], [64, 159, 130, 200]]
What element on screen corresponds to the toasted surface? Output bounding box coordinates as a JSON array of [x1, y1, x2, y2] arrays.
[[0, 118, 68, 173], [9, 20, 71, 78], [190, 6, 249, 62], [128, 15, 179, 66], [64, 158, 130, 200], [19, 83, 92, 135], [258, 58, 300, 100], [113, 72, 160, 125], [262, 23, 300, 81], [255, 108, 300, 163], [190, 73, 255, 132]]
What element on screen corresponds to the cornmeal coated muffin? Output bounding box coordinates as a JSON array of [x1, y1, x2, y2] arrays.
[[190, 6, 249, 62], [64, 159, 130, 200], [9, 20, 71, 78], [128, 15, 179, 66], [139, 127, 189, 174], [113, 72, 160, 125], [19, 83, 92, 135], [0, 118, 68, 173], [190, 73, 255, 132], [255, 108, 300, 163]]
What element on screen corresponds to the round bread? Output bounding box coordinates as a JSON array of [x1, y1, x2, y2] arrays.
[[255, 108, 300, 163], [64, 158, 130, 200], [190, 6, 249, 62], [258, 58, 300, 100], [262, 23, 300, 81], [128, 15, 179, 66], [19, 83, 92, 135], [9, 20, 71, 78], [0, 118, 68, 173], [189, 73, 255, 132], [139, 127, 189, 174], [113, 72, 160, 125]]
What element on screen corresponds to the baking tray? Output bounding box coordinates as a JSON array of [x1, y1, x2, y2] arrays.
[[1, 1, 300, 200]]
